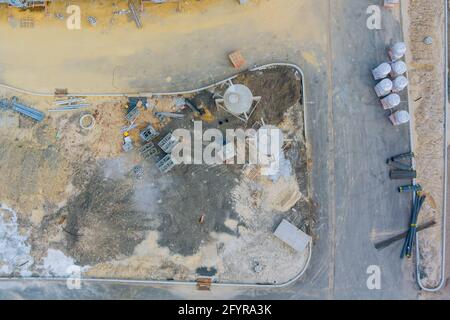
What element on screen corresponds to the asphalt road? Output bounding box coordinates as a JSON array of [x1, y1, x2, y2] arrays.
[[0, 0, 422, 299], [326, 0, 415, 299]]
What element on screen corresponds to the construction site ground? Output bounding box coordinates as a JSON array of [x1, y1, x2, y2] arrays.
[[0, 65, 313, 284], [0, 0, 448, 299]]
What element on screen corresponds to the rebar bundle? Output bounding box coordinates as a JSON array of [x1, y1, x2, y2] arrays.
[[401, 191, 426, 258]]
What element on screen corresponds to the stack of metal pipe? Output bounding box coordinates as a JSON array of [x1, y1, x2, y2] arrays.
[[401, 191, 426, 258]]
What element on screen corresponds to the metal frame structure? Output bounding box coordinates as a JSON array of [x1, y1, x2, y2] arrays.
[[139, 124, 159, 142], [214, 81, 261, 124]]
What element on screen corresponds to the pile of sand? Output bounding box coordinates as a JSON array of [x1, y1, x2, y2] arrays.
[[231, 171, 302, 229]]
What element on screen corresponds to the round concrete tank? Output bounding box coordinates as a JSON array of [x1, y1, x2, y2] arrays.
[[223, 84, 254, 114]]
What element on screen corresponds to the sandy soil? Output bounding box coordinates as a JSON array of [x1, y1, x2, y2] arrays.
[[403, 0, 446, 288], [0, 0, 325, 93]]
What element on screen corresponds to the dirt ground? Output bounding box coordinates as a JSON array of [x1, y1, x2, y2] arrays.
[[0, 66, 315, 284], [403, 0, 446, 289], [0, 0, 325, 93]]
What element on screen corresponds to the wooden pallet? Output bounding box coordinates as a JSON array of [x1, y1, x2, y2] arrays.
[[228, 50, 246, 69], [196, 277, 212, 290]]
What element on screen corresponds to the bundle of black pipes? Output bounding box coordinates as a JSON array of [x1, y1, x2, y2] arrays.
[[401, 191, 426, 258], [387, 152, 416, 180], [390, 170, 417, 179]]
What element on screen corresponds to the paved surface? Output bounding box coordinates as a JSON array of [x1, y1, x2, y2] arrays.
[[326, 0, 415, 299], [0, 0, 430, 299]]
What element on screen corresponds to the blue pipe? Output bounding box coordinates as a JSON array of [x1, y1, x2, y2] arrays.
[[11, 97, 45, 122]]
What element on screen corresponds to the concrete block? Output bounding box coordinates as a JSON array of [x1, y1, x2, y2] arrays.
[[273, 219, 311, 253]]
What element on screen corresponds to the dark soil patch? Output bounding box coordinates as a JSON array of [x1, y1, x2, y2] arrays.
[[196, 266, 218, 276], [155, 163, 240, 255], [56, 167, 152, 265], [235, 66, 303, 126]]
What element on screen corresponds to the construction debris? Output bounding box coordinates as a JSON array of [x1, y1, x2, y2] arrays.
[[389, 169, 417, 180], [388, 42, 406, 62], [19, 17, 34, 28], [156, 154, 175, 173], [371, 43, 409, 130], [113, 9, 130, 15], [185, 98, 205, 115], [392, 75, 409, 93], [1, 0, 49, 9], [128, 0, 142, 29], [381, 93, 401, 110], [79, 113, 95, 130], [389, 110, 410, 126], [401, 192, 426, 258], [374, 220, 435, 250], [122, 134, 134, 152], [398, 184, 422, 193], [196, 277, 212, 290], [132, 165, 144, 179], [139, 142, 160, 160], [128, 97, 146, 109], [273, 219, 311, 253], [49, 104, 90, 112], [158, 133, 179, 153], [372, 62, 392, 81], [87, 16, 97, 27], [384, 0, 400, 9], [120, 123, 138, 134], [386, 152, 415, 180], [0, 97, 45, 122], [388, 160, 412, 171], [125, 105, 140, 123], [49, 97, 90, 112], [154, 112, 185, 121], [0, 98, 9, 109], [140, 124, 159, 142], [374, 78, 393, 98], [253, 261, 263, 273], [54, 88, 68, 96], [53, 98, 86, 106], [423, 36, 433, 45], [388, 151, 414, 162], [228, 50, 246, 69], [390, 60, 407, 77]]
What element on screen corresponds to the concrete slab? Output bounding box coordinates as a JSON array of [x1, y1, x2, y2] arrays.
[[274, 219, 311, 253]]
